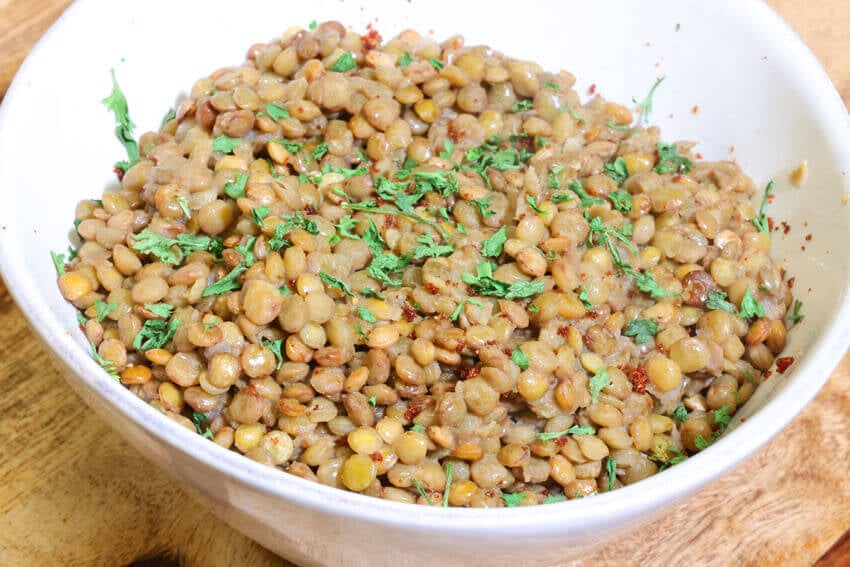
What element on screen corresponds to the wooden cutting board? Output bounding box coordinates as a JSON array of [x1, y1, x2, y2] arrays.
[[1, 2, 849, 565]]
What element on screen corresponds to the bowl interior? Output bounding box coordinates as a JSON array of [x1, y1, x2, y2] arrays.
[[0, 0, 848, 535]]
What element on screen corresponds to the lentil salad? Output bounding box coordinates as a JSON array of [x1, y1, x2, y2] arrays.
[[53, 21, 798, 507]]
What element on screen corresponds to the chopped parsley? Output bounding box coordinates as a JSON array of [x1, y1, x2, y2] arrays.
[[481, 226, 508, 258], [787, 299, 804, 324], [739, 288, 765, 319], [201, 264, 247, 297], [607, 121, 632, 131], [308, 19, 317, 30], [501, 492, 526, 507], [273, 139, 303, 154], [511, 346, 530, 370], [462, 262, 545, 300], [752, 180, 774, 234], [319, 271, 354, 297], [439, 139, 454, 160], [471, 195, 496, 218], [212, 135, 242, 154], [624, 267, 679, 298], [535, 424, 596, 441], [368, 395, 377, 407], [428, 57, 444, 71], [654, 142, 693, 174], [544, 494, 566, 504], [623, 318, 660, 345], [545, 81, 560, 90], [568, 180, 605, 208], [588, 367, 611, 404], [412, 233, 453, 260], [443, 462, 453, 508], [449, 298, 483, 321], [605, 457, 617, 491], [50, 251, 66, 276], [695, 405, 734, 450], [313, 142, 329, 160], [705, 290, 737, 314], [510, 99, 533, 113], [94, 299, 117, 322], [411, 478, 434, 505], [528, 303, 540, 313], [91, 344, 119, 379], [192, 410, 215, 440], [262, 338, 284, 369], [399, 51, 412, 68], [360, 288, 384, 300], [608, 191, 632, 213], [265, 102, 290, 121], [672, 405, 689, 423], [525, 195, 545, 214], [102, 70, 139, 172], [176, 196, 191, 218], [330, 52, 357, 73], [160, 107, 176, 129], [130, 229, 219, 265], [251, 206, 270, 227], [368, 250, 411, 287], [586, 216, 637, 266], [357, 306, 379, 323], [579, 286, 593, 311], [144, 302, 174, 318], [633, 76, 665, 124], [603, 157, 629, 185], [133, 316, 180, 351], [223, 172, 249, 199], [269, 211, 319, 251]]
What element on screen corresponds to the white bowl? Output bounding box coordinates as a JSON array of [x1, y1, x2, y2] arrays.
[[1, 1, 848, 565]]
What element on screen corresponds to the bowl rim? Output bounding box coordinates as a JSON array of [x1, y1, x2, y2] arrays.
[[0, 0, 849, 534]]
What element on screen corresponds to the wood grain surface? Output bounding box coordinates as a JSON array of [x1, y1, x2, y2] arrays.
[[1, 2, 849, 566]]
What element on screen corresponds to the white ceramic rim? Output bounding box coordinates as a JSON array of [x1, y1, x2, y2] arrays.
[[1, 0, 848, 534]]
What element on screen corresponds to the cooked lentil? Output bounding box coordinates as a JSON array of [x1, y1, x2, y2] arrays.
[[56, 22, 797, 506]]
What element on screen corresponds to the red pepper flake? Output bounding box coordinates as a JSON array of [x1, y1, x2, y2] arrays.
[[582, 334, 593, 350], [787, 277, 795, 289], [460, 366, 480, 380], [729, 145, 735, 153], [361, 24, 382, 51], [805, 233, 812, 242], [402, 302, 417, 322], [425, 283, 439, 295], [113, 166, 126, 181], [404, 405, 423, 421], [554, 437, 569, 447], [801, 245, 806, 251], [692, 105, 700, 114], [695, 152, 703, 160], [370, 451, 384, 462], [780, 221, 791, 235], [656, 343, 667, 355], [557, 325, 571, 337], [740, 417, 747, 423], [764, 370, 774, 380], [767, 217, 775, 232], [775, 356, 795, 374], [303, 204, 316, 215], [625, 364, 648, 394], [588, 83, 597, 95]]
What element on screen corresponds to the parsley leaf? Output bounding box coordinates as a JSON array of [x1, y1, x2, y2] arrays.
[[439, 139, 454, 160], [144, 302, 174, 318], [308, 19, 317, 30], [578, 286, 593, 311], [251, 206, 270, 227], [202, 264, 247, 296], [268, 211, 319, 251], [623, 318, 660, 344], [544, 494, 566, 504], [511, 347, 530, 370], [50, 251, 66, 276], [313, 142, 329, 160], [411, 170, 459, 197], [330, 52, 357, 72], [192, 410, 215, 440], [606, 121, 632, 131], [360, 288, 384, 300], [102, 70, 139, 172], [443, 462, 453, 508], [471, 195, 496, 218], [545, 81, 560, 90], [510, 99, 533, 113], [535, 424, 596, 441], [633, 76, 665, 124], [603, 157, 629, 185], [212, 135, 242, 154], [399, 51, 412, 68], [224, 172, 249, 199], [273, 139, 303, 154], [368, 251, 411, 287], [606, 457, 617, 491], [608, 191, 632, 213], [654, 142, 693, 174], [413, 233, 453, 260], [588, 367, 611, 404], [714, 405, 732, 429], [787, 299, 804, 324], [462, 262, 545, 300], [672, 405, 689, 423], [705, 290, 737, 314], [411, 478, 434, 505], [625, 267, 679, 298], [91, 343, 119, 379], [176, 196, 191, 218], [262, 338, 284, 369], [94, 299, 117, 322], [265, 102, 290, 121], [368, 395, 377, 407], [525, 195, 545, 214], [133, 316, 180, 351], [481, 226, 508, 258], [739, 288, 765, 319], [501, 492, 526, 507], [568, 180, 605, 208], [160, 107, 176, 130], [428, 57, 444, 71], [752, 180, 774, 234], [449, 298, 483, 321], [356, 306, 378, 323], [319, 271, 354, 297]]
